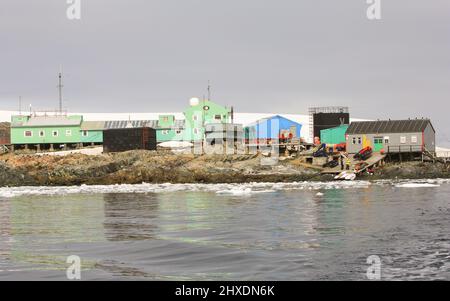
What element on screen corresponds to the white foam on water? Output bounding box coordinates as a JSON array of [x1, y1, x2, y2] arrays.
[[394, 183, 440, 188], [1, 179, 449, 198], [0, 181, 373, 198], [374, 178, 450, 187]]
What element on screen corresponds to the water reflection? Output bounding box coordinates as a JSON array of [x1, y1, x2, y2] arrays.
[[9, 195, 106, 244], [103, 193, 159, 241], [0, 195, 106, 273], [0, 183, 448, 280], [0, 199, 12, 260]]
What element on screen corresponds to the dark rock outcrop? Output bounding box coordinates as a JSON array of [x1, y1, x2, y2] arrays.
[[0, 151, 448, 187]]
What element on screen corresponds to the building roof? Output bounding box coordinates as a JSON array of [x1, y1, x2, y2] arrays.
[[246, 115, 302, 128], [346, 119, 434, 135], [12, 116, 82, 127], [321, 124, 349, 132], [103, 119, 186, 129], [81, 121, 106, 131], [205, 123, 244, 132], [104, 120, 157, 129]]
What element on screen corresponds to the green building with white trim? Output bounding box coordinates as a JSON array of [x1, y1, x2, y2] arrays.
[[10, 114, 106, 151], [10, 114, 85, 151], [9, 99, 234, 151]]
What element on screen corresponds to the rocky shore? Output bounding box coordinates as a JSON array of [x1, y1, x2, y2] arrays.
[[0, 150, 449, 187]]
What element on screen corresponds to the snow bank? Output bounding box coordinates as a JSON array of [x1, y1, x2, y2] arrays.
[[159, 141, 193, 148], [35, 147, 104, 157]]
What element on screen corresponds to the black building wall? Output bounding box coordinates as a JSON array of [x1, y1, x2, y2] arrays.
[[313, 113, 350, 138], [103, 127, 157, 153], [0, 122, 11, 145]]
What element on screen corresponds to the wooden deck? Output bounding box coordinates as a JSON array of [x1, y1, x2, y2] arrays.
[[321, 152, 386, 174]]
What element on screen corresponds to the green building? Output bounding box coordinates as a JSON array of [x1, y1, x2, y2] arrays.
[[98, 98, 233, 144], [8, 99, 233, 151], [137, 99, 232, 143], [320, 124, 349, 145], [157, 115, 185, 142], [10, 114, 85, 150], [182, 99, 232, 142], [80, 121, 104, 145]]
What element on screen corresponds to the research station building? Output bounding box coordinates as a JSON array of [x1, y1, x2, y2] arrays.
[[346, 119, 436, 154]]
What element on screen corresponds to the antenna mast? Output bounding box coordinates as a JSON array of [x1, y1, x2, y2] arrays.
[[19, 96, 22, 115], [207, 80, 211, 101], [58, 66, 64, 114]]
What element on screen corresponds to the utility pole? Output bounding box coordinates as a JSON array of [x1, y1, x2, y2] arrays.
[[58, 67, 64, 114], [207, 80, 211, 101]]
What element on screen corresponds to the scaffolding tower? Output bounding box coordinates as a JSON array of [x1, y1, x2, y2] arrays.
[[309, 106, 349, 143]]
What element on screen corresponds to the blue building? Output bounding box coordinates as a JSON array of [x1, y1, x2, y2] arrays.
[[245, 115, 302, 143]]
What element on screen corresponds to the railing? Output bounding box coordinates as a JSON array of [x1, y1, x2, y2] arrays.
[[386, 145, 424, 153]]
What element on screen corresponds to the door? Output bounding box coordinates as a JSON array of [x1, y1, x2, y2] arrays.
[[290, 126, 297, 138], [373, 137, 384, 152]]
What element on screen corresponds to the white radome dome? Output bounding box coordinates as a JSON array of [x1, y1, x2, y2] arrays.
[[189, 97, 200, 106]]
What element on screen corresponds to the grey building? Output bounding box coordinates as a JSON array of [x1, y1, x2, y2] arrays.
[[203, 123, 244, 154], [205, 123, 244, 145], [346, 119, 435, 154]]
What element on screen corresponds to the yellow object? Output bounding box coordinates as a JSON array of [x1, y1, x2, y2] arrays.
[[362, 135, 372, 149]]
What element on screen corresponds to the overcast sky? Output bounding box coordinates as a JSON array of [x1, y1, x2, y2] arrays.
[[1, 0, 449, 145]]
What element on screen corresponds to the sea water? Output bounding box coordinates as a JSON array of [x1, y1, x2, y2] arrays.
[[0, 179, 449, 280]]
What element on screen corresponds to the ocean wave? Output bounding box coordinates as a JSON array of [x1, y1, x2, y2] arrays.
[[394, 183, 440, 188], [0, 181, 373, 198], [1, 178, 448, 198], [375, 178, 450, 187]]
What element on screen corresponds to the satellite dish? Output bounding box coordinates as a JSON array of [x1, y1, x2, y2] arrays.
[[203, 105, 210, 111], [190, 97, 200, 106]]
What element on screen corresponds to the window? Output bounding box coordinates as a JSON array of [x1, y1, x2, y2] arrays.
[[52, 130, 59, 137], [352, 137, 356, 144], [357, 137, 362, 144], [193, 128, 200, 135], [374, 138, 383, 144], [193, 115, 198, 121], [82, 130, 88, 137], [39, 130, 45, 137], [162, 130, 169, 135], [66, 130, 72, 136], [176, 130, 182, 135], [384, 136, 390, 144], [24, 130, 33, 137], [411, 136, 418, 143], [162, 116, 169, 122], [214, 114, 221, 120], [400, 136, 407, 144]]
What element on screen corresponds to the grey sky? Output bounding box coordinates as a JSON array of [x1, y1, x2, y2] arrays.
[[1, 0, 450, 145]]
